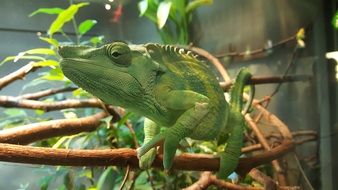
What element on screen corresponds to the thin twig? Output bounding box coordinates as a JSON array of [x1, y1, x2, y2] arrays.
[[0, 112, 109, 144], [248, 168, 277, 190], [293, 154, 315, 190], [0, 96, 113, 112], [215, 35, 296, 59], [0, 62, 40, 90], [119, 165, 131, 190], [245, 114, 287, 186], [17, 87, 78, 100], [219, 75, 311, 91], [183, 171, 264, 190], [270, 46, 301, 97]]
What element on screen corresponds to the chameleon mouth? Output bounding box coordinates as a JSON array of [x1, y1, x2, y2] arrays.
[[59, 58, 144, 107]]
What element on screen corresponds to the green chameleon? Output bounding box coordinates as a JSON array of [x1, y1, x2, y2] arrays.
[[58, 41, 253, 178]]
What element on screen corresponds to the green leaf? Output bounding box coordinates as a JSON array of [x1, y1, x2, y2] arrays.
[[32, 60, 59, 68], [24, 48, 56, 56], [35, 109, 45, 116], [138, 0, 158, 23], [89, 35, 104, 46], [138, 0, 148, 16], [332, 11, 338, 30], [157, 1, 172, 29], [186, 0, 213, 14], [101, 116, 113, 129], [42, 67, 65, 81], [49, 2, 89, 36], [29, 7, 64, 17], [0, 55, 45, 65], [97, 167, 114, 190], [39, 37, 59, 47], [4, 108, 27, 117], [78, 19, 97, 35]]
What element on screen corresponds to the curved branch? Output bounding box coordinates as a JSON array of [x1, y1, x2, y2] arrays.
[[17, 87, 78, 100], [0, 112, 110, 144], [0, 62, 40, 90], [183, 171, 264, 190], [0, 140, 294, 173], [0, 96, 101, 111]]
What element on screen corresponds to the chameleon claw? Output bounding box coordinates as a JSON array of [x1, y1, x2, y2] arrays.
[[136, 147, 142, 159]]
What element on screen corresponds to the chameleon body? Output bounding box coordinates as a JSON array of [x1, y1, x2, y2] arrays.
[[58, 42, 252, 178]]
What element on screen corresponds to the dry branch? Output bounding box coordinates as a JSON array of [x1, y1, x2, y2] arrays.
[[215, 35, 296, 60], [245, 115, 287, 185], [248, 168, 277, 190], [0, 62, 40, 90], [17, 87, 78, 100], [0, 112, 109, 144], [0, 140, 293, 173], [0, 96, 101, 111], [183, 171, 263, 190], [220, 75, 311, 91]]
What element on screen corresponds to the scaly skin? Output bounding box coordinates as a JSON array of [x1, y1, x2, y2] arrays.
[[58, 42, 253, 178]]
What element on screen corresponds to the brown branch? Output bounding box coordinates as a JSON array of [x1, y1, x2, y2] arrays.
[[0, 96, 101, 111], [17, 87, 78, 100], [0, 140, 293, 173], [245, 115, 287, 186], [183, 171, 264, 190], [219, 75, 311, 91], [215, 35, 296, 59], [119, 165, 131, 190], [0, 62, 40, 90], [248, 168, 277, 190], [0, 112, 109, 144], [0, 95, 121, 120]]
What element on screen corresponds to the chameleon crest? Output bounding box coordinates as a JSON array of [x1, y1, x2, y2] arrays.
[[59, 41, 253, 178]]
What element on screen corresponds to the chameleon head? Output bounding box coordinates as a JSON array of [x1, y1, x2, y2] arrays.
[[58, 42, 161, 108]]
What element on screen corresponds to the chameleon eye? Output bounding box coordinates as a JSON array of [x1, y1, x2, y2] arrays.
[[111, 51, 122, 58], [106, 42, 132, 66]]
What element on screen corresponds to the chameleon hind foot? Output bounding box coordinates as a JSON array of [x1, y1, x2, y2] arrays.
[[139, 148, 157, 169]]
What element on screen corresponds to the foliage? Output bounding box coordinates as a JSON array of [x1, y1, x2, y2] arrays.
[[138, 0, 213, 44], [333, 10, 338, 30], [0, 1, 212, 189]]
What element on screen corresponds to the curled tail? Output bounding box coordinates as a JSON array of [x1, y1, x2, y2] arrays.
[[218, 68, 254, 179], [230, 68, 254, 113]]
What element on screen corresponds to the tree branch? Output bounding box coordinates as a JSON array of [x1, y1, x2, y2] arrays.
[[17, 87, 78, 100], [215, 35, 296, 60], [0, 140, 294, 173], [0, 62, 40, 90], [0, 96, 102, 111], [220, 75, 311, 91], [0, 112, 110, 144], [183, 171, 264, 190]]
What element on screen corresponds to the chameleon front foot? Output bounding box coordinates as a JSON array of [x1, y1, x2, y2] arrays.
[[137, 131, 181, 170]]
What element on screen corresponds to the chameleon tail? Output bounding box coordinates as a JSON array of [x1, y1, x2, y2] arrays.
[[229, 68, 254, 113], [218, 111, 245, 178], [218, 68, 254, 178]]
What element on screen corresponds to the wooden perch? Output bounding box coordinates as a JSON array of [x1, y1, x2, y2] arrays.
[[0, 140, 293, 174], [0, 62, 40, 90], [0, 96, 102, 111], [220, 75, 311, 91], [17, 87, 78, 100], [0, 112, 109, 144]]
